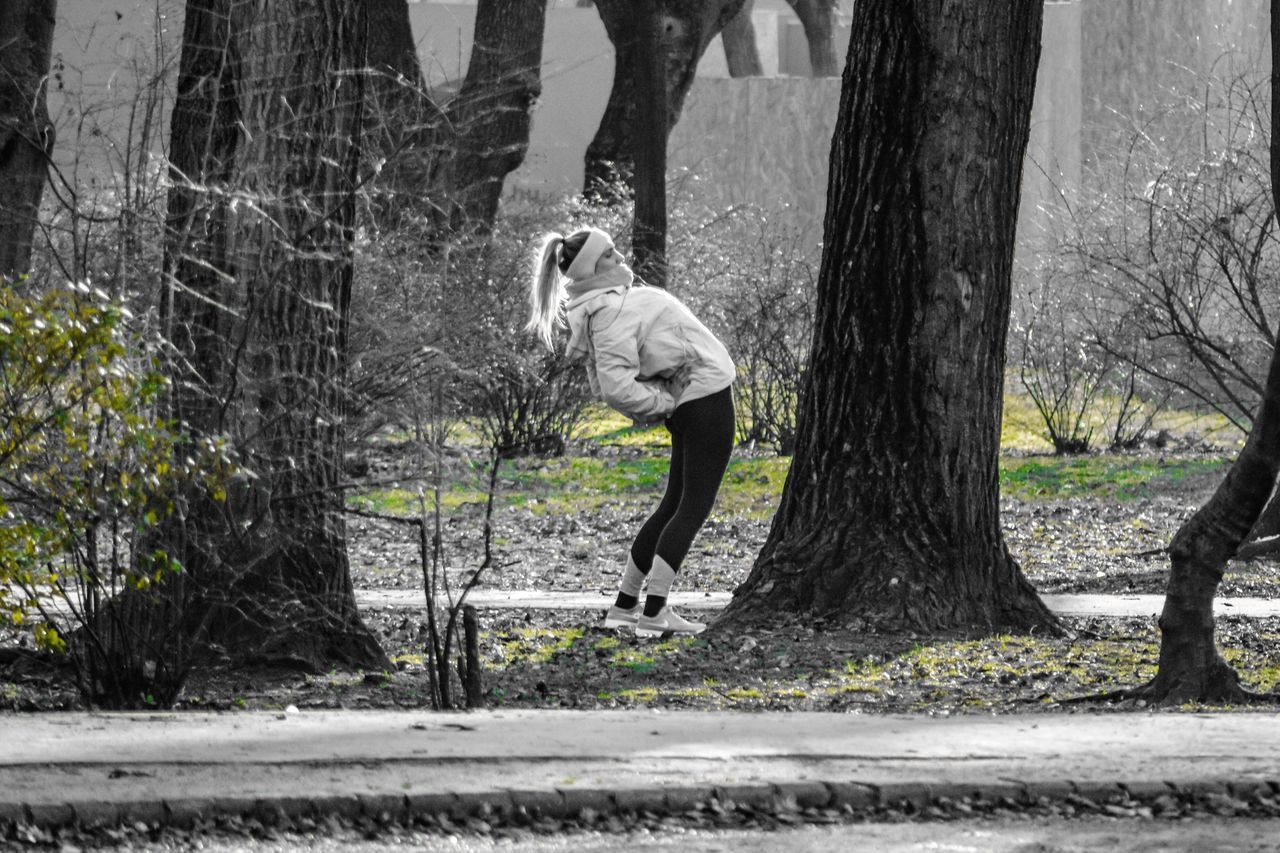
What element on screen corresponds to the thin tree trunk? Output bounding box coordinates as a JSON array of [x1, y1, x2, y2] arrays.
[[0, 0, 57, 280], [161, 0, 387, 672], [720, 0, 1058, 635], [1140, 0, 1280, 705], [784, 0, 839, 77], [429, 0, 547, 246], [585, 0, 747, 201], [632, 0, 669, 286], [1150, 341, 1280, 702], [722, 0, 764, 77]]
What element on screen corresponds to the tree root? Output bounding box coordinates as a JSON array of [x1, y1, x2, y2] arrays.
[[1055, 678, 1280, 708]]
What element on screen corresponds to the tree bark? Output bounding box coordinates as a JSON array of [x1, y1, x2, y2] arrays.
[[369, 0, 422, 86], [632, 0, 669, 287], [720, 0, 1058, 635], [0, 0, 57, 281], [784, 0, 839, 77], [1140, 0, 1280, 705], [161, 0, 387, 672], [584, 0, 747, 201], [722, 0, 763, 78], [1150, 342, 1280, 702], [363, 0, 438, 227], [428, 0, 547, 246]]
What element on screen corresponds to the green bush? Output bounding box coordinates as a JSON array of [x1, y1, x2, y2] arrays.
[[0, 281, 230, 707]]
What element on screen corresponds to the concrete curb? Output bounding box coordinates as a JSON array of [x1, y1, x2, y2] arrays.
[[2, 777, 1277, 833], [5, 712, 1279, 838]]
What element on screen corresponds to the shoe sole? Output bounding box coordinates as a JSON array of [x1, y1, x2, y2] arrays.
[[635, 626, 704, 638], [602, 617, 638, 629]]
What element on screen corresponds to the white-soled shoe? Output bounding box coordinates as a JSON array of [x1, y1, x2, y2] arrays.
[[635, 606, 705, 638], [603, 603, 642, 629]]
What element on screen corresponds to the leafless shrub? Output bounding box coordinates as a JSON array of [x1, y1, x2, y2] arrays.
[[349, 201, 633, 456], [1061, 67, 1276, 435], [673, 203, 817, 454]]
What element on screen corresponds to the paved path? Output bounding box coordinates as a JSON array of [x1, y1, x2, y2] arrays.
[[1, 710, 1278, 830], [355, 589, 1280, 618], [5, 590, 1280, 832]]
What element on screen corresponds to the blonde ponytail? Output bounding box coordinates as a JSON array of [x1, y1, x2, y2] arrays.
[[527, 233, 566, 349]]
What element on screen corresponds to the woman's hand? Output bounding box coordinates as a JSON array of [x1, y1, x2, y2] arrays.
[[630, 412, 666, 428], [670, 363, 694, 396]]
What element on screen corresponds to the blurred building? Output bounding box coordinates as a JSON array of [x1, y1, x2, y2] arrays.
[[46, 1, 1271, 249]]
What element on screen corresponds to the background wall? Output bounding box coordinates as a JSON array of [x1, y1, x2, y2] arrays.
[[44, 1, 1271, 252], [46, 0, 182, 197]]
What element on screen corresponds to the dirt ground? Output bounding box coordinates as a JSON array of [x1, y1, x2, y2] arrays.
[[345, 440, 1272, 599], [6, 442, 1280, 714]]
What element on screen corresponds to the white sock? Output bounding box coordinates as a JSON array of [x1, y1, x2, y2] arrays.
[[646, 555, 677, 600], [619, 554, 646, 599]]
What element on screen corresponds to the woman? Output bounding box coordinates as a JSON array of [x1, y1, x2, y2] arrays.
[[527, 227, 735, 637]]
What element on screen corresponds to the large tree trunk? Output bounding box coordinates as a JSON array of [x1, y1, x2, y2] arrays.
[[0, 0, 57, 281], [584, 0, 746, 201], [161, 0, 387, 672], [722, 0, 764, 78], [784, 0, 839, 77], [720, 0, 1058, 635], [428, 0, 547, 246], [632, 0, 669, 286], [364, 0, 439, 227], [1140, 0, 1280, 705]]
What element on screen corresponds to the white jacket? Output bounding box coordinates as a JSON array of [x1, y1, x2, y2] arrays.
[[565, 275, 735, 421]]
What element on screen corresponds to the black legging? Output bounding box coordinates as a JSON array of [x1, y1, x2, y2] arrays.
[[630, 386, 735, 574]]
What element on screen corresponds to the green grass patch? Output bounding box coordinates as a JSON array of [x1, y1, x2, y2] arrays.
[[347, 455, 674, 518], [716, 456, 790, 518], [1000, 392, 1059, 453], [999, 454, 1228, 501], [593, 634, 697, 674], [487, 626, 585, 667], [351, 448, 1230, 520], [348, 485, 491, 516], [475, 615, 1280, 711], [571, 404, 671, 447], [350, 394, 1236, 521], [882, 634, 1159, 689], [504, 456, 671, 495], [1000, 390, 1242, 454]]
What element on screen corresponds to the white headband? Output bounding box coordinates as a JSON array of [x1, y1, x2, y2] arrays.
[[564, 228, 614, 280]]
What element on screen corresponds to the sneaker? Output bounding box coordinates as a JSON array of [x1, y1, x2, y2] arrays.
[[635, 606, 705, 638], [603, 602, 642, 629]]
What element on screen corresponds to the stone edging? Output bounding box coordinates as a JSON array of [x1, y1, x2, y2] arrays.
[[2, 778, 1278, 833]]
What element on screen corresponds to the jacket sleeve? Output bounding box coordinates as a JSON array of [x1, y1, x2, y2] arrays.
[[590, 314, 676, 420]]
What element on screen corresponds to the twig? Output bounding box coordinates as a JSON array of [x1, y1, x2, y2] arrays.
[[1235, 535, 1280, 561], [441, 449, 502, 701], [343, 505, 421, 526], [417, 495, 442, 708]]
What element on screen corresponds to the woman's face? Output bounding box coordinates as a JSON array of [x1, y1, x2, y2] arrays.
[[594, 245, 625, 274]]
